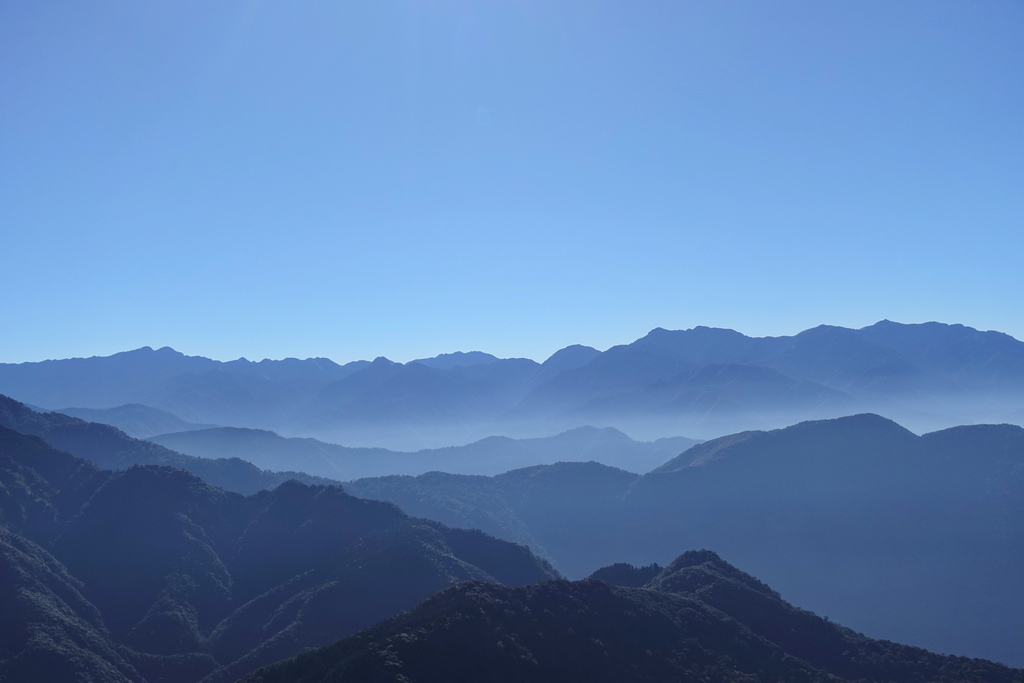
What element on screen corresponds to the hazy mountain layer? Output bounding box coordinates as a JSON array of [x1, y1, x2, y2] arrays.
[[0, 425, 557, 682], [148, 425, 697, 479], [57, 403, 218, 438], [345, 414, 1024, 666], [242, 550, 1023, 683], [2, 321, 1022, 448], [0, 394, 338, 495]]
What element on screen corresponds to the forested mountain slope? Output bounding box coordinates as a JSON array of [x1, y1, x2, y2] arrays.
[[242, 550, 1023, 683], [0, 425, 556, 682]]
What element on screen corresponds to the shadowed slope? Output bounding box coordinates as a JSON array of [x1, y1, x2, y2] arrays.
[[0, 422, 558, 682], [0, 527, 144, 683]]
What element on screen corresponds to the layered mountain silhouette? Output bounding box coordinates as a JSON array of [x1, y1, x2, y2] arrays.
[[3, 321, 1022, 448], [345, 413, 1024, 666], [0, 423, 557, 682], [241, 550, 1023, 683], [0, 394, 339, 495], [4, 320, 1024, 676], [56, 403, 217, 439], [4, 385, 1024, 679], [149, 425, 696, 478]]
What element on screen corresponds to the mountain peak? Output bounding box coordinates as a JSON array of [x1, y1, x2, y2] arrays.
[[653, 413, 916, 473], [538, 345, 601, 377], [120, 345, 184, 357], [412, 351, 499, 369], [636, 325, 749, 347], [648, 549, 781, 599]]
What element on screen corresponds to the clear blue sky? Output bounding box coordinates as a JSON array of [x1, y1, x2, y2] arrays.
[[2, 1, 1022, 363]]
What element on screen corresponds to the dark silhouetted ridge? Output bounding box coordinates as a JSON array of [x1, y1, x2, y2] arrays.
[[242, 551, 1023, 683]]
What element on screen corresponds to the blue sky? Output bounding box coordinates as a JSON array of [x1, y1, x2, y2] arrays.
[[2, 1, 1022, 363]]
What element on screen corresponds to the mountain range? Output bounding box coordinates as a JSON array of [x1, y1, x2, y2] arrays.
[[148, 425, 697, 478], [2, 320, 1023, 449], [3, 390, 1022, 665], [0, 394, 337, 495], [57, 403, 217, 439], [4, 413, 1020, 682], [3, 389, 1023, 679], [344, 413, 1024, 666], [4, 321, 1024, 678], [1, 394, 693, 484], [4, 392, 1022, 665]]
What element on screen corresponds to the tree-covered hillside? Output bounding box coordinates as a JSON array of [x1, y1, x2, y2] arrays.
[[0, 425, 556, 682], [242, 550, 1024, 683]]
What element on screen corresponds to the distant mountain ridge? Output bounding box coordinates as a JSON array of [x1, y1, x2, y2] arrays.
[[1, 321, 1022, 448], [410, 350, 500, 368], [148, 425, 697, 478], [57, 403, 218, 438], [0, 394, 340, 495]]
